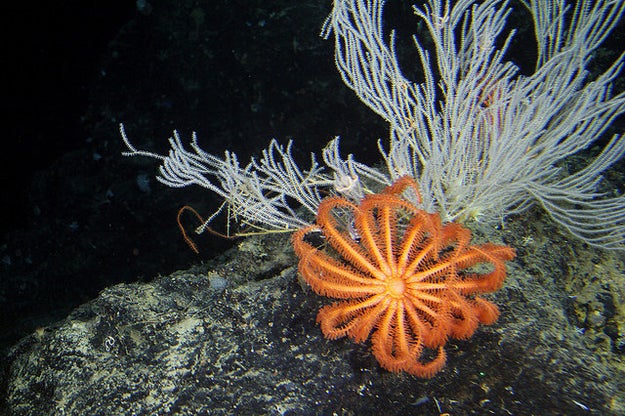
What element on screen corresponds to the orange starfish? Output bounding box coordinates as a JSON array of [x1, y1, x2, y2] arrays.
[[293, 176, 515, 377]]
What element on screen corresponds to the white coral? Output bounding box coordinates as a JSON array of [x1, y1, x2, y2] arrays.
[[123, 0, 625, 249]]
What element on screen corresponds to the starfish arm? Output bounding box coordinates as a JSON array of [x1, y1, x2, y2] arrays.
[[353, 202, 394, 276], [317, 294, 386, 340], [358, 194, 432, 276], [381, 176, 421, 200], [371, 301, 414, 372], [451, 244, 516, 293], [403, 293, 449, 347], [298, 249, 385, 298], [405, 259, 455, 284], [472, 297, 500, 325], [316, 198, 388, 279], [446, 296, 481, 339], [396, 211, 434, 274], [405, 347, 447, 378], [347, 296, 393, 342], [401, 226, 467, 282], [440, 222, 472, 250], [371, 301, 447, 378]]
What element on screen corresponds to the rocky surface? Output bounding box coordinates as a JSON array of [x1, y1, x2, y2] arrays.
[[2, 219, 624, 415]]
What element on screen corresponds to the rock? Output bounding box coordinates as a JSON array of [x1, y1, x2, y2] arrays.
[[2, 229, 624, 415]]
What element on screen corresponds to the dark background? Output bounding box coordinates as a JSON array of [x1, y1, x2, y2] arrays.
[[0, 0, 389, 351], [2, 1, 134, 233]]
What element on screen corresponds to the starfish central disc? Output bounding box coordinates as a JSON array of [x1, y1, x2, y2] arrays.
[[386, 277, 406, 298]]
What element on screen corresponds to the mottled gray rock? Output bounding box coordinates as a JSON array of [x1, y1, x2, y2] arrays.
[[1, 222, 624, 415]]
